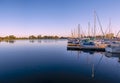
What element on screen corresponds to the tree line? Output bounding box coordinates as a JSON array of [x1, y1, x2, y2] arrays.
[[0, 35, 67, 41]]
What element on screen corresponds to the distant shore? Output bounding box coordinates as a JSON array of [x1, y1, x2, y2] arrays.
[[0, 35, 68, 41]]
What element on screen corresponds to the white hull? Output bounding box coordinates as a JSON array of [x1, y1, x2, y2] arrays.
[[105, 47, 120, 53]]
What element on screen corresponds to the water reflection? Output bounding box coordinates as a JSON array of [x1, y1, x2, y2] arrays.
[[0, 40, 16, 43], [5, 40, 15, 43], [0, 39, 63, 44], [28, 39, 60, 44], [29, 39, 35, 43], [67, 49, 120, 82], [0, 40, 120, 83], [38, 40, 41, 43], [105, 52, 120, 63], [82, 51, 95, 54], [43, 39, 59, 43], [68, 50, 105, 79]]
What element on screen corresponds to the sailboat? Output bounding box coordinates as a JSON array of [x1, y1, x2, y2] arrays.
[[67, 24, 81, 46], [105, 30, 120, 53], [105, 41, 120, 53]]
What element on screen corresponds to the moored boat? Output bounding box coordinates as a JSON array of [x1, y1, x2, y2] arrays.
[[105, 41, 120, 53]]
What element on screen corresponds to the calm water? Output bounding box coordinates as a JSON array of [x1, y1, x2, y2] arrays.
[[0, 39, 120, 83]]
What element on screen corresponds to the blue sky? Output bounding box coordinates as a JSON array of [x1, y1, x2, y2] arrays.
[[0, 0, 120, 37]]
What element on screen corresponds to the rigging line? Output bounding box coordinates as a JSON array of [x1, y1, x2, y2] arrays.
[[116, 30, 120, 37], [95, 12, 105, 37], [105, 19, 111, 35], [105, 23, 110, 35]]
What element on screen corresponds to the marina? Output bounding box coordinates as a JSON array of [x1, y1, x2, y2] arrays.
[[67, 38, 120, 53], [1, 0, 120, 83], [66, 11, 120, 54]]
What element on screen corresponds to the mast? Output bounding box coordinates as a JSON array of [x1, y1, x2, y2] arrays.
[[94, 10, 96, 38], [104, 18, 111, 39], [78, 24, 80, 39], [109, 19, 111, 39], [74, 28, 75, 38], [95, 11, 105, 38], [71, 30, 73, 38], [109, 18, 111, 34], [116, 30, 120, 38], [88, 22, 90, 37]]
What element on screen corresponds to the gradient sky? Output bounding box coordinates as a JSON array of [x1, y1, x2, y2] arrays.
[[0, 0, 120, 37]]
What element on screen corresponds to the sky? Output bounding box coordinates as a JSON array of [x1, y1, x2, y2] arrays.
[[0, 0, 120, 37]]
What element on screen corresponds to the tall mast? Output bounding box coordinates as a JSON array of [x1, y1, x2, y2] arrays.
[[71, 30, 73, 38], [116, 30, 120, 38], [96, 11, 105, 38], [94, 10, 96, 38], [78, 24, 80, 38], [109, 18, 111, 34], [88, 22, 90, 37], [74, 28, 75, 38]]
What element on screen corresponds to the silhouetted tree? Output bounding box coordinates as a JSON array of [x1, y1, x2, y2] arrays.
[[37, 35, 42, 39], [8, 35, 16, 39], [54, 35, 59, 39], [29, 35, 36, 39]]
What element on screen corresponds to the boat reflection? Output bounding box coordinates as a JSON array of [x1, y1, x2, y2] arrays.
[[105, 52, 120, 62], [68, 50, 104, 79]]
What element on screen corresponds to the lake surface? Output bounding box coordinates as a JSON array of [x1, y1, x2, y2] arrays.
[[0, 39, 120, 83]]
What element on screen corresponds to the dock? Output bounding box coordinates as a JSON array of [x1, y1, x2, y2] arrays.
[[67, 45, 105, 51]]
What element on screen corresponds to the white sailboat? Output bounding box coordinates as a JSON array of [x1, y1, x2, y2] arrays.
[[105, 41, 120, 53], [105, 30, 120, 53]]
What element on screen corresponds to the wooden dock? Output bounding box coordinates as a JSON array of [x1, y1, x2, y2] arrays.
[[67, 45, 105, 51]]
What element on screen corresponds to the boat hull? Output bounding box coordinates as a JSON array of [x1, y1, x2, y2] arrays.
[[105, 47, 120, 53]]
